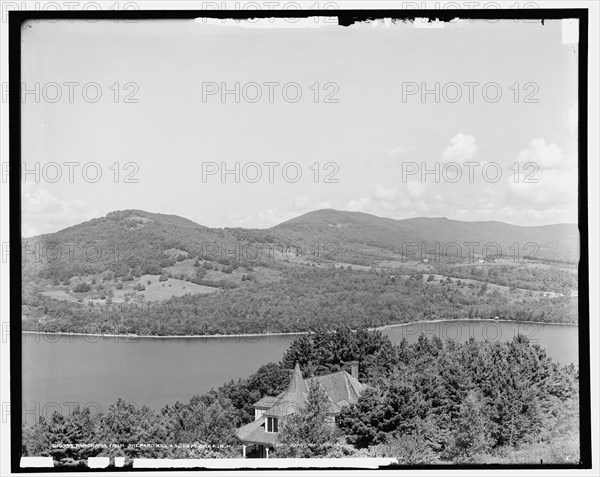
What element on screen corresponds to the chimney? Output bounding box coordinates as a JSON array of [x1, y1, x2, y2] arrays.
[[350, 361, 359, 380]]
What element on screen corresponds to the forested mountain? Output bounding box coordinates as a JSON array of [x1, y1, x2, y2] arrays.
[[22, 210, 245, 282], [273, 209, 579, 263], [21, 209, 580, 335], [23, 208, 579, 282]]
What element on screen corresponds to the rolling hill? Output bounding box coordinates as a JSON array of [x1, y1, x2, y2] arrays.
[[272, 209, 580, 264], [22, 209, 240, 282], [22, 208, 579, 284], [20, 209, 580, 335]]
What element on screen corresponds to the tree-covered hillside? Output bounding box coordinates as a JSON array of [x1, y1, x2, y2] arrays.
[[23, 265, 578, 336], [23, 330, 579, 465], [23, 208, 579, 285], [21, 209, 580, 336], [272, 209, 579, 264]]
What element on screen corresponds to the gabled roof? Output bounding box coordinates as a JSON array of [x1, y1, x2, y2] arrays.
[[240, 364, 367, 446], [306, 370, 365, 410], [248, 364, 366, 423]]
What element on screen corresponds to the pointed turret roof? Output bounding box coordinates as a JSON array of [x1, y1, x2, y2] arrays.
[[288, 362, 308, 395], [264, 363, 308, 417]]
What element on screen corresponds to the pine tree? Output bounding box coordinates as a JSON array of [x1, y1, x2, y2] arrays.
[[377, 416, 438, 464], [276, 381, 337, 457], [447, 390, 493, 462]]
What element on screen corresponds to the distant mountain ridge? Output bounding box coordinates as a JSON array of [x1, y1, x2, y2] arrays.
[[22, 208, 579, 282], [22, 209, 233, 281], [272, 209, 579, 263]]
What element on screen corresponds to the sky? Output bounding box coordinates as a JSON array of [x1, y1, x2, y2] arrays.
[[18, 18, 579, 236]]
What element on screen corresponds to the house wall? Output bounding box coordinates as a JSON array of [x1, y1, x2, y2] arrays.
[[325, 414, 336, 427], [254, 408, 266, 420]]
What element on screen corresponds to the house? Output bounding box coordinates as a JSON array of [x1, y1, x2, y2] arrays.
[[235, 362, 365, 458]]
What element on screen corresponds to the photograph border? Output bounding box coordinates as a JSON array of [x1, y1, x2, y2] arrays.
[[8, 6, 591, 472]]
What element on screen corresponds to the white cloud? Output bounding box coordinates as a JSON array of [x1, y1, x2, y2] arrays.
[[505, 168, 578, 208], [346, 196, 373, 213], [504, 138, 577, 216], [406, 181, 428, 200], [388, 146, 409, 157], [344, 181, 429, 217], [516, 138, 572, 170], [442, 133, 479, 162], [384, 145, 415, 166], [344, 167, 577, 225], [293, 195, 331, 211], [495, 205, 577, 226], [232, 195, 332, 228], [231, 208, 298, 228], [372, 184, 398, 201], [22, 183, 95, 237]]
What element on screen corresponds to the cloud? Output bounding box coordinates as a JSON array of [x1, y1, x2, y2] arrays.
[[22, 183, 95, 237], [293, 195, 331, 211], [384, 145, 415, 166], [231, 195, 332, 228], [372, 184, 398, 201], [504, 139, 577, 214], [388, 146, 410, 157], [344, 165, 577, 225], [515, 138, 573, 170], [346, 196, 373, 213], [442, 133, 479, 162], [345, 182, 429, 217], [494, 205, 577, 226], [406, 181, 428, 201], [505, 167, 578, 209]]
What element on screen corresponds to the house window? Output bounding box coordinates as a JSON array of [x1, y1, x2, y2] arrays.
[[266, 417, 279, 433]]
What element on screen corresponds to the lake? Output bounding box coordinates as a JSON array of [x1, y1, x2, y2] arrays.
[[21, 320, 578, 424]]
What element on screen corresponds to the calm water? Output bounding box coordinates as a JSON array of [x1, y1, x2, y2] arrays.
[[22, 320, 578, 423]]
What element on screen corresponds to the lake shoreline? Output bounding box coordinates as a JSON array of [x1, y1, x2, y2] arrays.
[[375, 318, 579, 330], [21, 318, 578, 340]]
